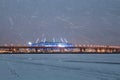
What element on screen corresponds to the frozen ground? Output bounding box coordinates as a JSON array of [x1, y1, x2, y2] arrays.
[[0, 54, 120, 80]]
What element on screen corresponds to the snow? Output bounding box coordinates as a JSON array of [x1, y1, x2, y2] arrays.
[[0, 54, 120, 80]]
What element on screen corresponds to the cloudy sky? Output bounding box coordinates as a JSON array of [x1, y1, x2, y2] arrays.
[[0, 0, 120, 45]]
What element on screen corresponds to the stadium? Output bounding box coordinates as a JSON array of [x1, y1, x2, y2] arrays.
[[28, 38, 74, 47]]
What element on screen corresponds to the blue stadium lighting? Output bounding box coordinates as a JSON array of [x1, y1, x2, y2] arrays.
[[30, 42, 74, 47], [28, 38, 74, 47]]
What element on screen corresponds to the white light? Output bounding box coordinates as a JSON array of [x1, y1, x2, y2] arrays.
[[58, 44, 65, 47], [28, 42, 32, 45]]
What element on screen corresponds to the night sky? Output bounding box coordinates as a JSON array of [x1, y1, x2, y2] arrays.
[[0, 0, 120, 45]]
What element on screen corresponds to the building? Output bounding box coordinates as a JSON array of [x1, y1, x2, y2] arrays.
[[28, 41, 74, 47]]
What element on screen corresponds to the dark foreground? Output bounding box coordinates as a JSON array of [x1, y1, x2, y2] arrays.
[[0, 54, 120, 80]]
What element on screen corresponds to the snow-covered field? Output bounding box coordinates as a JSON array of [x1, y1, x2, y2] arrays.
[[0, 54, 120, 80]]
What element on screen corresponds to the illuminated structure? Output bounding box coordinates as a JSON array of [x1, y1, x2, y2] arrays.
[[0, 39, 120, 53], [28, 38, 74, 47], [28, 42, 73, 47]]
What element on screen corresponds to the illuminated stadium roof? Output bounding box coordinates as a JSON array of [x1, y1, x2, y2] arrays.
[[28, 38, 74, 47], [28, 41, 74, 47]]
